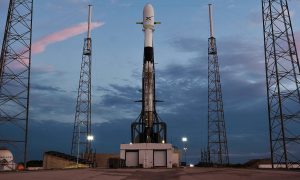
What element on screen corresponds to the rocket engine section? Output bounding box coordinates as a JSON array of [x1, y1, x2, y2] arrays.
[[131, 4, 167, 144]]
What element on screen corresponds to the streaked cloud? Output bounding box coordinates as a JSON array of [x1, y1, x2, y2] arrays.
[[32, 21, 104, 54]]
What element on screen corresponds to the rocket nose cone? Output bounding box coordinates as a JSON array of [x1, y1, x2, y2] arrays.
[[144, 3, 153, 9], [143, 3, 155, 29], [143, 3, 154, 16]]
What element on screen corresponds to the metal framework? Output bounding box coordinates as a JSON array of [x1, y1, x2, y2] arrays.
[[200, 148, 209, 165], [131, 114, 167, 143], [0, 0, 33, 166], [207, 4, 229, 165], [71, 5, 93, 162], [262, 0, 300, 169]]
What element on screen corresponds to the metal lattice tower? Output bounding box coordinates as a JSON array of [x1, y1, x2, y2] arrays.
[[0, 0, 33, 165], [71, 5, 93, 161], [207, 4, 229, 165], [262, 0, 300, 169], [200, 148, 209, 165]]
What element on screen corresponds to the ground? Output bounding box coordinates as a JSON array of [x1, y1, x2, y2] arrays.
[[1, 168, 300, 180]]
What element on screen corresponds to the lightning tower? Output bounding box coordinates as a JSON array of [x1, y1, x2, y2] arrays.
[[262, 0, 300, 169], [71, 5, 93, 162], [0, 0, 33, 165], [131, 4, 167, 143], [207, 4, 229, 165]]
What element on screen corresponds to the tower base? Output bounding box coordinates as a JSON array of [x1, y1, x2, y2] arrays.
[[120, 143, 179, 168]]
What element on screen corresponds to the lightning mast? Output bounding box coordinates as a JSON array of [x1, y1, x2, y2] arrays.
[[0, 0, 33, 166], [207, 4, 229, 165], [262, 0, 300, 169], [71, 5, 93, 162]]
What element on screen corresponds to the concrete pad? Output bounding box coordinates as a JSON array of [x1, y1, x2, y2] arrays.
[[0, 168, 300, 180]]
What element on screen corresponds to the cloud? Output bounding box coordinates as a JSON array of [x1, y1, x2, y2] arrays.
[[32, 21, 104, 54], [31, 84, 65, 92], [94, 84, 141, 123], [110, 0, 119, 4], [69, 0, 89, 3], [170, 37, 207, 53], [30, 89, 76, 123], [31, 64, 56, 74], [27, 119, 131, 161], [109, 0, 132, 7]]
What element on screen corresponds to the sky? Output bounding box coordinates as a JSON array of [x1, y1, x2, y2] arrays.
[[1, 0, 300, 164]]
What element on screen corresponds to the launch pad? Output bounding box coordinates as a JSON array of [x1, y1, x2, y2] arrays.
[[120, 4, 177, 168]]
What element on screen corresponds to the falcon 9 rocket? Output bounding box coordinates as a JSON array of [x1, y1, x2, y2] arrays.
[[131, 4, 167, 144]]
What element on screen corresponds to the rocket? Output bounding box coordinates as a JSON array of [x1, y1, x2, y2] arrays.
[[131, 3, 166, 144], [136, 4, 161, 143]]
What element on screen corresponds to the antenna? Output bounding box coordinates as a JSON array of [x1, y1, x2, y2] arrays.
[[87, 5, 92, 39], [207, 3, 229, 165], [208, 4, 214, 38], [71, 4, 94, 166]]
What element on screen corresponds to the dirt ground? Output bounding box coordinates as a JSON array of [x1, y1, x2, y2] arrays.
[[1, 167, 300, 180]]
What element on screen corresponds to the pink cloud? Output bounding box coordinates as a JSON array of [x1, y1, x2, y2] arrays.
[[32, 21, 104, 54]]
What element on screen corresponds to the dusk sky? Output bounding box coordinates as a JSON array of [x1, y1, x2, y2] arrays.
[[1, 0, 300, 164]]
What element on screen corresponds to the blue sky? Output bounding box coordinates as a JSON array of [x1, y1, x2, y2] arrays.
[[1, 0, 300, 164]]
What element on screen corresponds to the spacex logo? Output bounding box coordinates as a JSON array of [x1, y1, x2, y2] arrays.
[[146, 16, 153, 21]]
